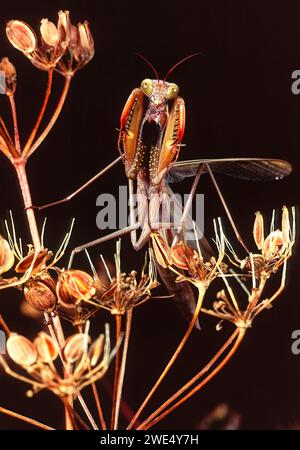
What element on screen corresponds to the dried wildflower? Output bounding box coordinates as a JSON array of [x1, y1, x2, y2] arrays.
[[6, 11, 70, 71], [0, 325, 115, 398], [151, 219, 225, 289], [231, 206, 296, 278], [96, 244, 159, 315], [0, 57, 17, 95], [57, 20, 94, 76], [202, 206, 296, 329]]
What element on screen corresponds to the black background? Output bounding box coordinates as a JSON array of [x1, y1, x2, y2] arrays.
[[0, 0, 300, 430]]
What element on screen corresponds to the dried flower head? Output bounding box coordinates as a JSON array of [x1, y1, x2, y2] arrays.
[[0, 325, 115, 398], [0, 57, 17, 95], [202, 206, 296, 330], [95, 243, 159, 315], [57, 20, 94, 76], [6, 11, 70, 71]]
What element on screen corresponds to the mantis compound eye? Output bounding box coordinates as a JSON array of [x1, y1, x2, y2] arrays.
[[141, 78, 153, 96], [167, 83, 179, 100]]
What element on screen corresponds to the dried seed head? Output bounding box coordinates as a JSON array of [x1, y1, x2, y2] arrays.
[[0, 57, 17, 95], [57, 269, 96, 308], [34, 332, 58, 363], [63, 333, 86, 363], [15, 248, 52, 274], [40, 19, 59, 47], [6, 333, 37, 366], [0, 235, 15, 275], [6, 20, 37, 53], [24, 278, 57, 312], [89, 335, 104, 367], [262, 230, 285, 260], [253, 211, 264, 250]]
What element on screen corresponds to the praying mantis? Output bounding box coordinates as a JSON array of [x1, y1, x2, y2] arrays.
[[32, 55, 292, 324]]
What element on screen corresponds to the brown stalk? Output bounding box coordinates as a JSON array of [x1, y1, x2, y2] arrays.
[[0, 405, 55, 430], [110, 313, 122, 429], [141, 328, 245, 429], [25, 75, 72, 159], [22, 69, 54, 157], [8, 95, 21, 155], [90, 379, 107, 430], [112, 309, 133, 430], [127, 286, 206, 430]]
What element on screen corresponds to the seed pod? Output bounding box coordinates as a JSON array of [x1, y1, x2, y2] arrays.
[[6, 333, 37, 367], [6, 20, 37, 53], [0, 57, 17, 95], [63, 333, 87, 364], [57, 10, 71, 47], [89, 335, 104, 367], [73, 21, 94, 63], [0, 235, 14, 275], [34, 332, 58, 363], [262, 230, 284, 260], [57, 269, 96, 308], [253, 211, 264, 250], [40, 19, 59, 47], [24, 278, 57, 312], [15, 248, 52, 274]]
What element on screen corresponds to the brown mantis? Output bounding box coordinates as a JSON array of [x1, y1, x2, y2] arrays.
[[31, 56, 292, 323]]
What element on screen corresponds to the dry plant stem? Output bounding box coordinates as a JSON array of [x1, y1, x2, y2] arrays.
[[8, 95, 21, 155], [111, 313, 122, 429], [113, 310, 133, 430], [91, 380, 107, 430], [0, 313, 10, 335], [26, 75, 72, 158], [77, 393, 99, 430], [0, 405, 55, 430], [23, 69, 54, 157], [142, 328, 245, 429], [127, 286, 206, 430]]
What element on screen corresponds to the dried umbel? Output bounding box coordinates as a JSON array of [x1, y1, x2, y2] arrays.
[[151, 219, 225, 289], [6, 11, 70, 71], [96, 246, 159, 315], [0, 325, 114, 398], [202, 206, 296, 330], [236, 206, 296, 278], [6, 11, 94, 76], [0, 57, 17, 95]]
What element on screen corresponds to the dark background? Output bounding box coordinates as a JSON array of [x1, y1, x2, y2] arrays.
[[0, 0, 299, 430]]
